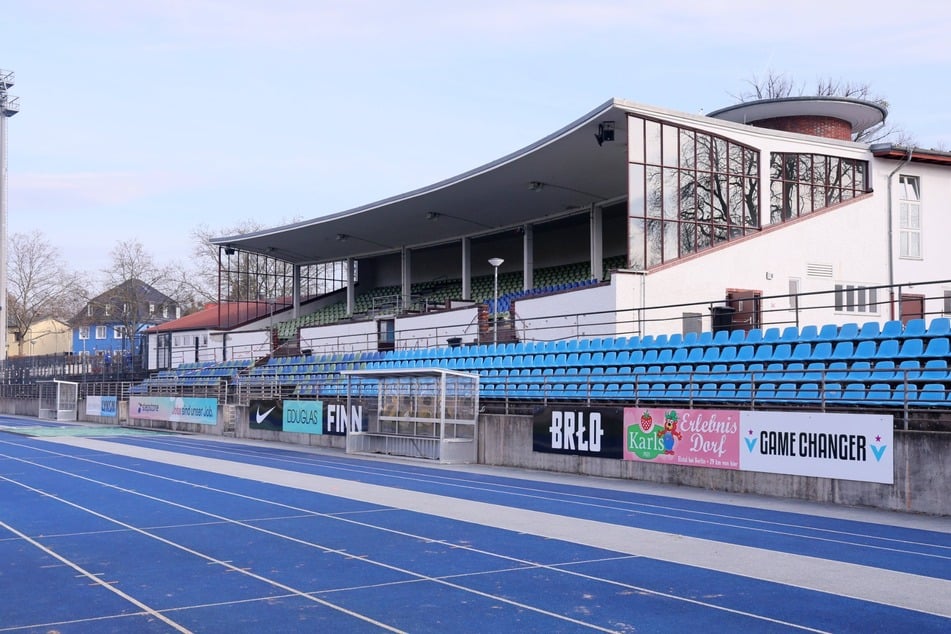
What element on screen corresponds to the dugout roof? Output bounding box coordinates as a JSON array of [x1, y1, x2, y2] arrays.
[[212, 99, 636, 265]]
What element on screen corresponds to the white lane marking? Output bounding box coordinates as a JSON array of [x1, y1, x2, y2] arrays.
[[7, 443, 837, 630], [0, 473, 405, 633], [0, 519, 192, 634], [128, 435, 951, 554], [41, 436, 951, 619]]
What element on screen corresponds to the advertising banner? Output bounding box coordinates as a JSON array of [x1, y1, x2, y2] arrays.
[[532, 406, 624, 459], [129, 396, 218, 425], [282, 400, 324, 435], [250, 399, 283, 431], [623, 407, 740, 470], [738, 411, 893, 484], [85, 395, 118, 417], [323, 401, 365, 435]]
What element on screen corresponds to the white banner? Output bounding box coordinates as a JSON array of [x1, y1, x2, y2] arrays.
[[739, 411, 893, 484]]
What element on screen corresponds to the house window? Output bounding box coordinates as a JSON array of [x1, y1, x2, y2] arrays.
[[149, 302, 155, 315], [944, 290, 951, 315], [834, 284, 879, 313], [114, 326, 126, 340], [163, 305, 169, 318], [95, 326, 107, 339], [899, 175, 921, 259], [104, 304, 111, 316], [87, 304, 93, 317], [78, 326, 90, 340]]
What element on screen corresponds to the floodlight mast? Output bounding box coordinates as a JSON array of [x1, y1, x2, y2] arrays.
[[0, 69, 19, 361]]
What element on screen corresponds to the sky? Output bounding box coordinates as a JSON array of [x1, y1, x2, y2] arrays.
[[2, 0, 950, 284]]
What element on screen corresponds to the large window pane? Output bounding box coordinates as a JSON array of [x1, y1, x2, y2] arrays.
[[645, 120, 662, 165], [628, 116, 645, 164]]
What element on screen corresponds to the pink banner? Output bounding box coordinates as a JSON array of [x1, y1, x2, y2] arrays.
[[623, 407, 740, 470]]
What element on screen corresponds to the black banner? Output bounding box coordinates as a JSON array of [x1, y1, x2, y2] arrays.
[[249, 399, 283, 431], [532, 406, 624, 459], [323, 400, 365, 435]]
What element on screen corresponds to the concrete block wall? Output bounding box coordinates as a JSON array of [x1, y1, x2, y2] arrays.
[[477, 414, 951, 516]]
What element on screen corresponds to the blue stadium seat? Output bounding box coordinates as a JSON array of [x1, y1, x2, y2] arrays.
[[791, 342, 812, 362], [716, 383, 737, 400], [836, 323, 859, 341], [857, 321, 881, 340], [879, 320, 903, 339], [919, 359, 950, 382], [846, 361, 873, 382], [841, 383, 867, 404], [736, 345, 755, 362], [918, 384, 946, 405], [728, 329, 746, 345], [866, 383, 892, 404], [718, 346, 738, 364], [831, 341, 855, 361], [775, 383, 798, 402], [696, 383, 719, 401], [817, 324, 839, 341], [873, 339, 900, 360], [667, 333, 684, 348], [755, 383, 777, 401], [696, 332, 714, 347], [808, 342, 834, 362], [771, 343, 792, 363], [779, 326, 799, 342], [712, 330, 731, 346], [871, 360, 897, 382], [798, 383, 821, 402], [826, 362, 849, 382], [852, 340, 878, 361], [925, 317, 951, 338], [924, 337, 951, 359], [781, 362, 806, 382], [897, 359, 921, 380], [897, 338, 925, 359], [821, 382, 844, 402], [762, 327, 781, 343], [798, 324, 819, 341], [903, 318, 927, 338], [745, 328, 764, 345]]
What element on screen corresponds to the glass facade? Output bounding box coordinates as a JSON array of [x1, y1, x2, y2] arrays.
[[769, 153, 869, 223], [628, 115, 760, 269]]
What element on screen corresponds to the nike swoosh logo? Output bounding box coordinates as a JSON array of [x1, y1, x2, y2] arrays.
[[256, 406, 277, 424]]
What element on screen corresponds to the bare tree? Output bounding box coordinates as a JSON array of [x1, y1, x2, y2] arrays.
[[732, 71, 915, 145], [100, 239, 181, 354], [7, 230, 86, 356]]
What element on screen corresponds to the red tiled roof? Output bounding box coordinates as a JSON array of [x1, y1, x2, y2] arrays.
[[146, 301, 292, 332]]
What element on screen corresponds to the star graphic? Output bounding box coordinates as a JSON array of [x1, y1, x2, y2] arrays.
[[875, 435, 881, 442], [748, 429, 754, 435]]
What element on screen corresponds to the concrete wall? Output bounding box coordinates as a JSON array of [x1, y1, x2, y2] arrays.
[[477, 414, 950, 516]]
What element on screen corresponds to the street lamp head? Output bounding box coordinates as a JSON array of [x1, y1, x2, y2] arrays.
[[488, 257, 504, 268]]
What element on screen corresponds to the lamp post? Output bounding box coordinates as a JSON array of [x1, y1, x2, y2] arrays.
[[488, 258, 504, 346]]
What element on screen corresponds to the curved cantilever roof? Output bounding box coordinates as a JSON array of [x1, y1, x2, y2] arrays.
[[212, 99, 633, 265]]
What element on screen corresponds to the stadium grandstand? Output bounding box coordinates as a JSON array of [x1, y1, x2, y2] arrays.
[[6, 94, 951, 513]]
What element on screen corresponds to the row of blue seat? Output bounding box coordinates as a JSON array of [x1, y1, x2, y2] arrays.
[[361, 337, 951, 372], [480, 380, 946, 405], [377, 317, 951, 361]]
